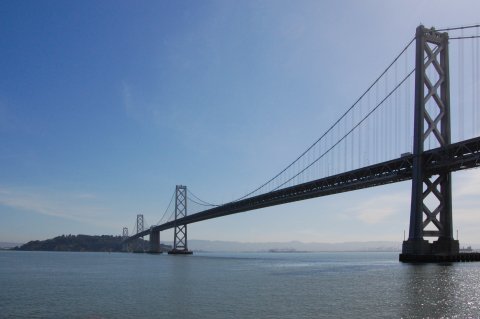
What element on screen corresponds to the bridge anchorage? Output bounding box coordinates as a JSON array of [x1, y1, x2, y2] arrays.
[[135, 213, 164, 254], [149, 226, 162, 254], [400, 25, 478, 262]]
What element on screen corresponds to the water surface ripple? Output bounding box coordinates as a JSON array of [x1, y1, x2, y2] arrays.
[[1, 251, 479, 318]]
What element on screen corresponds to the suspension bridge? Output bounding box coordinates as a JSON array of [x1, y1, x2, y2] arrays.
[[123, 25, 480, 262]]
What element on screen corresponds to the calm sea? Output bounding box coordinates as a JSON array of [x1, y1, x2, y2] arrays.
[[0, 251, 479, 318]]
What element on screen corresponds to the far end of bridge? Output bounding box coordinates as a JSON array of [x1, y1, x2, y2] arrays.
[[123, 186, 193, 255]]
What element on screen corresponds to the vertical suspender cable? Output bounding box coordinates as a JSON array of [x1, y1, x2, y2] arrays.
[[473, 28, 480, 136], [358, 99, 362, 167], [403, 47, 406, 152], [368, 92, 373, 167], [405, 50, 414, 152], [351, 103, 354, 169], [343, 117, 347, 171], [472, 37, 475, 137], [395, 60, 399, 157], [477, 28, 480, 135], [473, 36, 477, 137], [330, 129, 334, 176], [459, 29, 465, 141], [385, 71, 389, 160], [373, 85, 380, 162], [407, 47, 412, 151]]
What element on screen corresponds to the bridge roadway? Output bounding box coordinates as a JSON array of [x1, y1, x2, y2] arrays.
[[127, 136, 480, 241]]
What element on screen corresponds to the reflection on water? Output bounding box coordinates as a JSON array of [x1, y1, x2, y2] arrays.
[[400, 263, 480, 318], [401, 264, 454, 317], [0, 251, 479, 318]]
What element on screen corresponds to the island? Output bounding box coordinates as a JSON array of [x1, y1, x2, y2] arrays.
[[12, 234, 171, 253]]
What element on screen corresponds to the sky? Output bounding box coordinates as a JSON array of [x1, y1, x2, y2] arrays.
[[1, 0, 479, 245]]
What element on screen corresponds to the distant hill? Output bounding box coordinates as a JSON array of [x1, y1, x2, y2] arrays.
[[12, 234, 171, 253]]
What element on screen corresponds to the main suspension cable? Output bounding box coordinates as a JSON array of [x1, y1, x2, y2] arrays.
[[157, 190, 175, 225], [271, 67, 416, 192], [231, 37, 415, 202], [436, 24, 480, 32], [187, 189, 219, 207]]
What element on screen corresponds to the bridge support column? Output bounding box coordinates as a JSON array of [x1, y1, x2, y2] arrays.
[[400, 25, 459, 262], [134, 214, 146, 252], [122, 227, 129, 252], [149, 229, 162, 254], [169, 185, 193, 255]]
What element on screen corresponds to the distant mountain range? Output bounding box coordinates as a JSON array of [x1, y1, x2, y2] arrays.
[[2, 238, 401, 252], [187, 240, 403, 252], [187, 240, 479, 252]]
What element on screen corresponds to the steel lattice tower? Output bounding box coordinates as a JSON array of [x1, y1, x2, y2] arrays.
[[169, 185, 192, 254], [401, 25, 459, 258], [136, 214, 144, 234], [122, 227, 128, 239]]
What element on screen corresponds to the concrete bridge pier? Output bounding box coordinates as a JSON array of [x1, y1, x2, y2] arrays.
[[149, 229, 162, 254]]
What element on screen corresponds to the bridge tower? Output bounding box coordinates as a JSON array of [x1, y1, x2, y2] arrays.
[[168, 185, 193, 255], [122, 227, 129, 252], [401, 25, 459, 261], [136, 214, 144, 234], [135, 214, 146, 252]]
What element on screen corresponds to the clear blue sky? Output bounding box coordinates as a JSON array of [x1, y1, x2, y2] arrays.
[[1, 0, 479, 245]]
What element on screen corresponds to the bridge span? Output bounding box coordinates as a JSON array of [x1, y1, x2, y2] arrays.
[[124, 25, 480, 262], [127, 136, 480, 241]]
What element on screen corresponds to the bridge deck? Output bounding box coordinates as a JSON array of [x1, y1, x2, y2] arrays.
[[127, 136, 480, 241]]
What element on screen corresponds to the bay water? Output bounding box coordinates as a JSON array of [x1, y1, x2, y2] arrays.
[[1, 251, 479, 318]]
